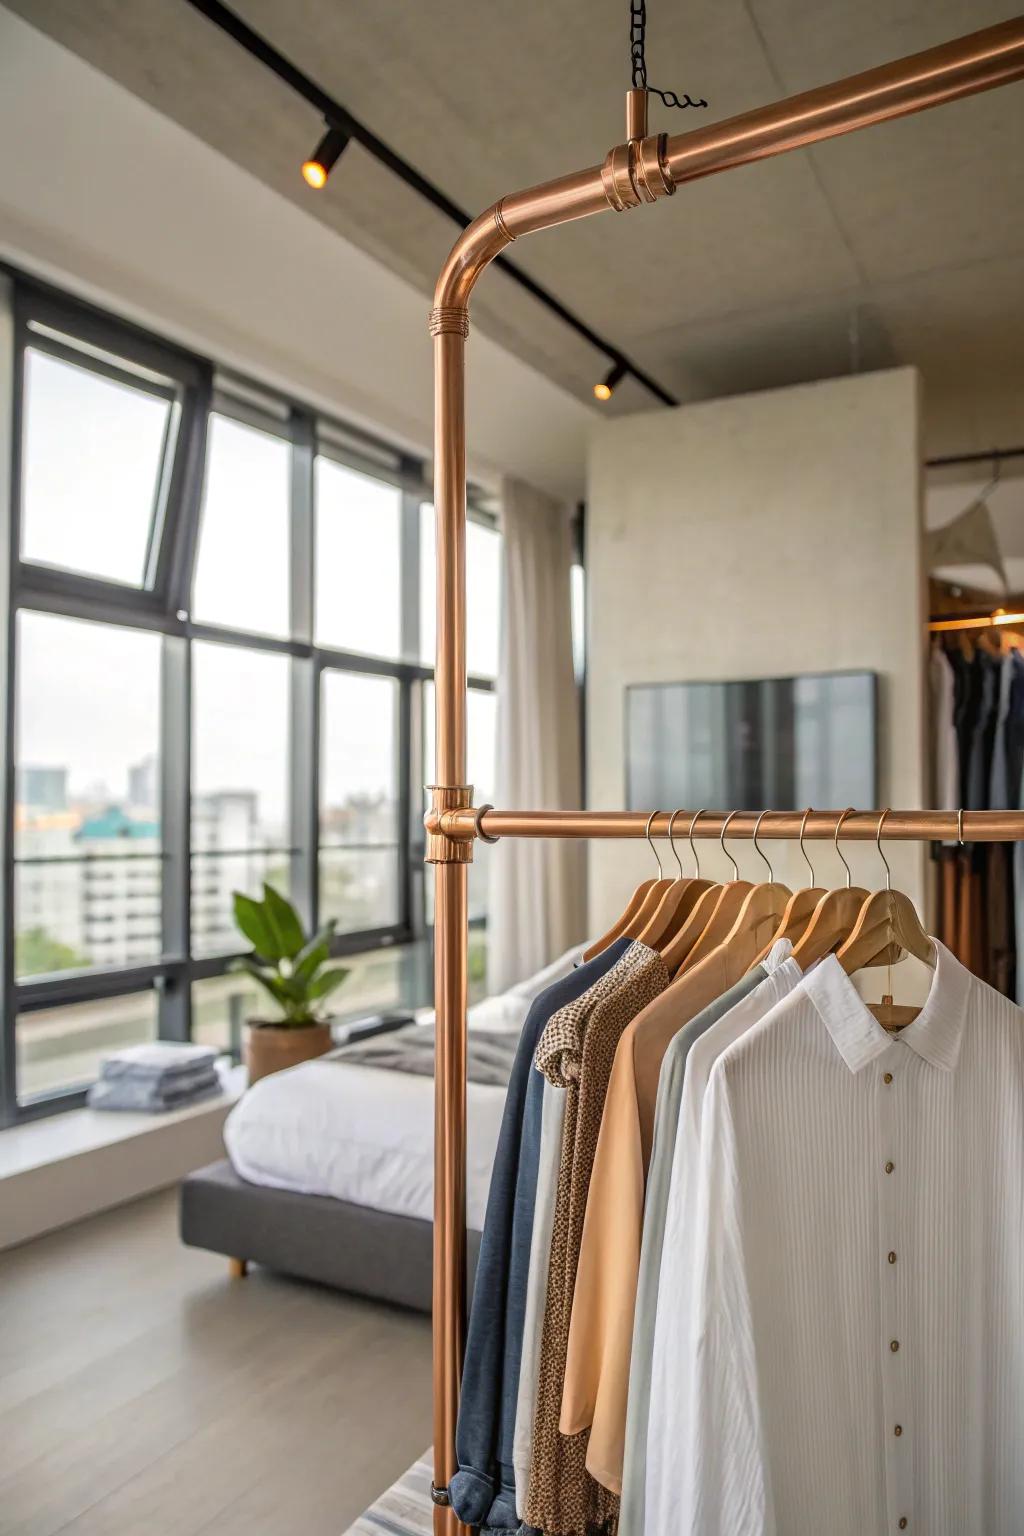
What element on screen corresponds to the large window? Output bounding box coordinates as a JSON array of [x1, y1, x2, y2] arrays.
[[0, 276, 502, 1121]]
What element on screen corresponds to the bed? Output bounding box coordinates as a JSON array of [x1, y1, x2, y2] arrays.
[[180, 948, 581, 1310]]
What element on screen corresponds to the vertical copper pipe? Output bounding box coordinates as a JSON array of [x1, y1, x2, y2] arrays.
[[433, 330, 468, 784], [432, 863, 469, 1536], [626, 86, 649, 140], [430, 316, 471, 1535]]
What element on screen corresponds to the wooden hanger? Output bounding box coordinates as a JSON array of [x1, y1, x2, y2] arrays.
[[752, 807, 825, 964], [836, 809, 934, 1027], [664, 811, 750, 977], [638, 810, 716, 949], [790, 808, 893, 970], [582, 811, 672, 960], [704, 811, 791, 973]]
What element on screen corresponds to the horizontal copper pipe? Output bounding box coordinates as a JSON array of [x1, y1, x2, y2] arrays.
[[434, 16, 1024, 312], [427, 808, 1024, 844], [663, 16, 1024, 184]]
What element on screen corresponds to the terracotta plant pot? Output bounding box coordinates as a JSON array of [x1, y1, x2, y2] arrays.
[[245, 1021, 333, 1085]]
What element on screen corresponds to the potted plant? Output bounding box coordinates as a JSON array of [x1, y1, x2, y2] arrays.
[[230, 884, 349, 1085]]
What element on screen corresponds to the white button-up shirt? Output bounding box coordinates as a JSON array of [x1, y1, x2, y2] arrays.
[[645, 941, 1024, 1535]]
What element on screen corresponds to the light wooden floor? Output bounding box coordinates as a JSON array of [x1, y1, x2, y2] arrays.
[[0, 1187, 433, 1536]]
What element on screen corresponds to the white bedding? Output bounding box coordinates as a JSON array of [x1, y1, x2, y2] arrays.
[[223, 946, 583, 1228]]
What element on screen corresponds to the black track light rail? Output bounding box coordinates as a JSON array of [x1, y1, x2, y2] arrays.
[[181, 0, 678, 408]]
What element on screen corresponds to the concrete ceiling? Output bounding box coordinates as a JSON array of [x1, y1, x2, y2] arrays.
[[6, 0, 1024, 455]]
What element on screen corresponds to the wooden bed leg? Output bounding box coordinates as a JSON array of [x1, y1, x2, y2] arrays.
[[228, 1257, 248, 1280]]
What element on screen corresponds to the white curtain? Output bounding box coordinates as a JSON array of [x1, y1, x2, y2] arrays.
[[486, 476, 586, 993]]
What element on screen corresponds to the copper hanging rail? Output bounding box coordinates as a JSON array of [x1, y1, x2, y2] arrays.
[[426, 17, 1024, 1534], [426, 808, 1024, 845]]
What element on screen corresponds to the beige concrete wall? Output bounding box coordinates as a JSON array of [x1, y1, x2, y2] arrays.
[[586, 367, 926, 934]]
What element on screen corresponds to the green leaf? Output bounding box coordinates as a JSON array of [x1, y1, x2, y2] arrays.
[[261, 884, 305, 960], [306, 966, 349, 1003], [232, 892, 279, 960], [230, 955, 290, 1018], [295, 919, 337, 961], [293, 940, 330, 987]]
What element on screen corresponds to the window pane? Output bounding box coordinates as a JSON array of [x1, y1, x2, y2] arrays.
[[192, 642, 290, 954], [17, 989, 158, 1102], [420, 505, 502, 677], [316, 458, 401, 657], [192, 413, 290, 637], [571, 563, 586, 683], [20, 348, 172, 586], [192, 642, 289, 847], [192, 971, 263, 1055], [422, 684, 497, 806], [15, 613, 161, 977], [320, 671, 400, 930], [191, 850, 291, 958]]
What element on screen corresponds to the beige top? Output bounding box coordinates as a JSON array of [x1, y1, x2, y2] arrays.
[[524, 941, 669, 1536], [559, 945, 743, 1494]]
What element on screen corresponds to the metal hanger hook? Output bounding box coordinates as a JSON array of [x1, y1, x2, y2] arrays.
[[751, 810, 774, 881], [799, 807, 816, 885], [720, 810, 740, 881], [876, 807, 893, 892], [666, 810, 685, 878], [645, 810, 663, 878], [687, 809, 706, 880], [834, 807, 855, 889]]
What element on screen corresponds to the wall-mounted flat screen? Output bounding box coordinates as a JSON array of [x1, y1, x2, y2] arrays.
[[626, 671, 877, 813]]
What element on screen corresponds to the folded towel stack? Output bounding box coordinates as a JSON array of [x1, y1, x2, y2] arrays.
[[87, 1042, 223, 1113]]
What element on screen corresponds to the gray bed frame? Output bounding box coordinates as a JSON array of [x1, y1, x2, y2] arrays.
[[180, 1159, 481, 1313]]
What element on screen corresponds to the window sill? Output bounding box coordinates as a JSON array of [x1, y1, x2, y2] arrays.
[[0, 1063, 246, 1250]]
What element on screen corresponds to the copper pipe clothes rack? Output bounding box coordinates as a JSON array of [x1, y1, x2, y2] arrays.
[[424, 18, 1024, 1533]]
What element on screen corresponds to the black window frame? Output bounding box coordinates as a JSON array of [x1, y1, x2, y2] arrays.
[[0, 268, 497, 1124]]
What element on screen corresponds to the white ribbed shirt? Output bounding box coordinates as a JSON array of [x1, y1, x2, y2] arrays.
[[646, 941, 1024, 1535]]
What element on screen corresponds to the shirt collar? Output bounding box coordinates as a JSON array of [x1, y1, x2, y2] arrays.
[[762, 937, 794, 975], [802, 939, 970, 1074]]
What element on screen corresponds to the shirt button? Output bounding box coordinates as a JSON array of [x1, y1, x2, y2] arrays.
[[890, 1339, 900, 1352], [898, 1521, 908, 1530], [885, 1160, 895, 1174], [888, 1251, 897, 1264], [883, 1072, 894, 1084], [894, 1424, 903, 1436]]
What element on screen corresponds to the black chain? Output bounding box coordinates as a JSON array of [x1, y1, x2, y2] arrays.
[[630, 0, 707, 109]]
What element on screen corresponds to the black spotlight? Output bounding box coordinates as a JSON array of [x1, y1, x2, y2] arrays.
[[302, 124, 351, 189], [593, 361, 627, 401]]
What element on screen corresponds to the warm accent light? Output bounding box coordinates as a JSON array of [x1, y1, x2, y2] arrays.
[[593, 361, 626, 401], [929, 610, 1024, 632], [301, 124, 350, 189]]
